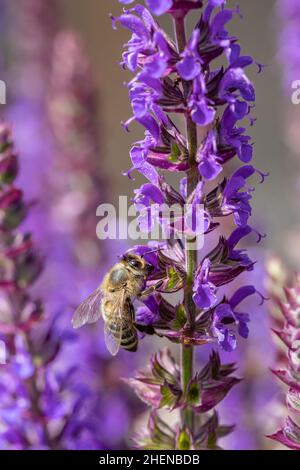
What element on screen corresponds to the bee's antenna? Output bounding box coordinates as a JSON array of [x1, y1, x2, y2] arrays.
[[141, 248, 162, 257]]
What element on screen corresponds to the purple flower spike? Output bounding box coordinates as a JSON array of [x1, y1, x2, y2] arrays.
[[0, 123, 100, 449], [105, 0, 264, 450]]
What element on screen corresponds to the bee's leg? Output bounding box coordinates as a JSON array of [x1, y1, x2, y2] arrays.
[[135, 323, 155, 335], [138, 280, 163, 299], [135, 323, 164, 338]]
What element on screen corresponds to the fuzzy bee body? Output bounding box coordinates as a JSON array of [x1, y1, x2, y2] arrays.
[[101, 298, 138, 353], [72, 253, 154, 355]]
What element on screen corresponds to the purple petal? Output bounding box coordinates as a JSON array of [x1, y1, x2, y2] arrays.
[[236, 316, 249, 339], [211, 10, 233, 41], [193, 283, 217, 309], [146, 0, 173, 16], [113, 14, 150, 39], [219, 328, 237, 352], [215, 303, 235, 322], [135, 183, 165, 205], [240, 143, 253, 162], [177, 55, 201, 81], [227, 226, 252, 250], [191, 100, 216, 126], [145, 54, 168, 78], [136, 295, 160, 324], [179, 177, 187, 198], [229, 285, 256, 309], [131, 244, 162, 267], [203, 0, 225, 23], [232, 164, 256, 180], [220, 68, 255, 102], [137, 115, 160, 140], [130, 146, 159, 185], [198, 154, 222, 180]]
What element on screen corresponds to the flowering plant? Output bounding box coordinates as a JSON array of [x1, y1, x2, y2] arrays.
[[267, 258, 300, 450], [104, 0, 266, 449], [0, 123, 99, 449]]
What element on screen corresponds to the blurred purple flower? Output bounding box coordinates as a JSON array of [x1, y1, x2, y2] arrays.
[[119, 0, 173, 16], [267, 261, 300, 450], [0, 124, 95, 449], [276, 0, 300, 91]]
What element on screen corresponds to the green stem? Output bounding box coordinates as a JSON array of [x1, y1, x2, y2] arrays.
[[180, 345, 194, 429], [174, 16, 199, 433]]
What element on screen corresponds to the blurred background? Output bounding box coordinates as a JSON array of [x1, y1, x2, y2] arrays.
[[0, 0, 298, 451]]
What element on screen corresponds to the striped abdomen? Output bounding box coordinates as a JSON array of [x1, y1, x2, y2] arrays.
[[102, 299, 138, 352], [120, 318, 138, 352]]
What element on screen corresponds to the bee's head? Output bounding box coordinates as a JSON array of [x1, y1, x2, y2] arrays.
[[122, 253, 153, 274]]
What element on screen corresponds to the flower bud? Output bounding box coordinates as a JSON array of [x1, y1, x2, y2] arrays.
[[0, 189, 26, 230]]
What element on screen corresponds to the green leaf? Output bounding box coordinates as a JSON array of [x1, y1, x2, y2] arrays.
[[151, 351, 179, 385], [177, 429, 192, 450], [171, 304, 187, 331], [185, 377, 201, 406], [165, 267, 183, 292], [135, 412, 175, 450], [0, 142, 11, 153], [168, 142, 181, 162], [3, 203, 26, 230], [207, 433, 218, 449], [166, 267, 179, 288], [216, 424, 236, 438], [159, 382, 180, 409]]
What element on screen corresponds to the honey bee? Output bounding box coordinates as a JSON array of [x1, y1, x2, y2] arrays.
[[72, 253, 157, 355]]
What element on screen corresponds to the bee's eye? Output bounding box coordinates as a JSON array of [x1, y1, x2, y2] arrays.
[[128, 259, 141, 269]]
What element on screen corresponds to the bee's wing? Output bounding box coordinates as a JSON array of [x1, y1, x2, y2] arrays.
[[72, 287, 104, 329], [103, 291, 126, 356], [104, 321, 122, 356]]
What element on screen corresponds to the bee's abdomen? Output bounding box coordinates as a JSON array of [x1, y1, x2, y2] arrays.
[[120, 323, 138, 352], [104, 313, 138, 353]]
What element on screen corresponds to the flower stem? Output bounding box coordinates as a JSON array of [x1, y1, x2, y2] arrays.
[[180, 345, 194, 429], [174, 15, 199, 433]]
